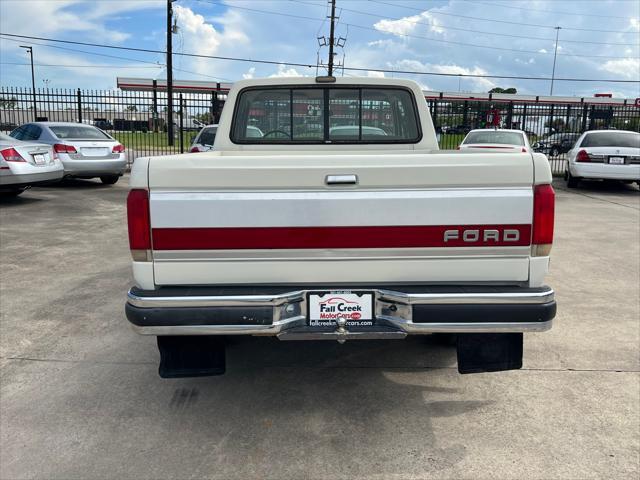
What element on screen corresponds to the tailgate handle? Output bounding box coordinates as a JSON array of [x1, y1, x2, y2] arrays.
[[326, 174, 358, 185]]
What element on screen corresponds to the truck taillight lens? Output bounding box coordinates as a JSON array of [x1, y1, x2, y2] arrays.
[[532, 184, 555, 256], [576, 149, 590, 162], [190, 146, 200, 153], [127, 189, 152, 261], [53, 143, 77, 154], [112, 144, 125, 153], [0, 147, 26, 162]]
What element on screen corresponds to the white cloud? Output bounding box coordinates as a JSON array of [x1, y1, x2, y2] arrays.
[[268, 64, 304, 77], [0, 0, 155, 43], [173, 6, 250, 77], [366, 71, 386, 78], [599, 58, 640, 80], [538, 49, 548, 54], [630, 18, 639, 31], [374, 11, 444, 37], [242, 67, 256, 79]]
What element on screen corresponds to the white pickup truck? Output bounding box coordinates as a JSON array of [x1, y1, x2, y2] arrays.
[[125, 76, 556, 377]]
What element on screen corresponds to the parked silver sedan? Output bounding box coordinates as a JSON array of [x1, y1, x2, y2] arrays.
[[10, 122, 127, 184], [0, 133, 63, 197]]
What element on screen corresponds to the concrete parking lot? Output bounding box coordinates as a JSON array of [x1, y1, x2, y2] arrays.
[[1, 177, 638, 479]]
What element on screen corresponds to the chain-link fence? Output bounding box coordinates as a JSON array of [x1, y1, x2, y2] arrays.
[[1, 85, 638, 174]]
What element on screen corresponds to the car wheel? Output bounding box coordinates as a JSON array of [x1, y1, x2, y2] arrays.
[[566, 170, 580, 188], [100, 175, 120, 185], [549, 147, 560, 157]]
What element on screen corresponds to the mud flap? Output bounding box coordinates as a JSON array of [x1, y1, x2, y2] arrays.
[[456, 333, 523, 374], [157, 336, 226, 378]]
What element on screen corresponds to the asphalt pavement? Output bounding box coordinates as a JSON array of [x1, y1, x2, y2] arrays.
[[1, 176, 638, 479]]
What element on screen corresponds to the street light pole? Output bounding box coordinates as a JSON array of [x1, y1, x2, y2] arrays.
[[19, 45, 37, 120], [550, 26, 561, 96], [167, 0, 175, 147]]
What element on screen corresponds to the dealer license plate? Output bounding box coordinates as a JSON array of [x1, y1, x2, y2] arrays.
[[308, 291, 374, 327], [609, 156, 625, 165]]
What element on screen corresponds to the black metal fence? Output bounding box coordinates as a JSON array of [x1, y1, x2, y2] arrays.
[[428, 96, 640, 175], [0, 86, 226, 164], [1, 86, 638, 175]]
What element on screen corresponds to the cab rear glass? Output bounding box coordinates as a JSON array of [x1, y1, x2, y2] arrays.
[[231, 86, 421, 144]]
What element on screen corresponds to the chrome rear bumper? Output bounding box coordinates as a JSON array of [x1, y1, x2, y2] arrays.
[[126, 285, 556, 337]]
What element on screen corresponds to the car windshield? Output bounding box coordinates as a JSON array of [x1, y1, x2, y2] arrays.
[[198, 127, 217, 146], [463, 131, 524, 146], [49, 125, 111, 140], [581, 132, 640, 148], [231, 86, 420, 143]]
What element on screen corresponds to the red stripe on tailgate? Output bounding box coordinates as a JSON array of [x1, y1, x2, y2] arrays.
[[152, 225, 532, 250]]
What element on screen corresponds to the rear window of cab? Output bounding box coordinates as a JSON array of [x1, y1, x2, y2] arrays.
[[231, 86, 421, 144]]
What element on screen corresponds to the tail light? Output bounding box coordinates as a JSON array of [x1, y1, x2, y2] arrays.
[[576, 150, 591, 162], [190, 146, 200, 153], [112, 144, 125, 153], [53, 144, 77, 154], [0, 147, 26, 162], [456, 145, 460, 150], [532, 184, 555, 256], [127, 189, 152, 262], [521, 147, 527, 153]]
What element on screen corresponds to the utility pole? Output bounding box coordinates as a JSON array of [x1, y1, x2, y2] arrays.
[[550, 26, 561, 96], [19, 45, 36, 120], [167, 0, 175, 146], [327, 0, 336, 76]]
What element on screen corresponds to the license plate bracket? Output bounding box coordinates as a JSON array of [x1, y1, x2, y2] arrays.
[[308, 291, 374, 327], [609, 156, 625, 165]]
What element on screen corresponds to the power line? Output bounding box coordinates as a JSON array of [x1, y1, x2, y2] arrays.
[[1, 62, 161, 68], [465, 0, 635, 20], [0, 34, 233, 81], [290, 0, 639, 46], [1, 32, 638, 83], [196, 1, 638, 59], [368, 0, 640, 34]]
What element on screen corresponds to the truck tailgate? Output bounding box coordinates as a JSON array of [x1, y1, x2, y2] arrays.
[[147, 151, 534, 286]]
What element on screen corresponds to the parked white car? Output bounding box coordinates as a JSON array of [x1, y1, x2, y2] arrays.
[[459, 129, 531, 152], [0, 133, 63, 196], [10, 122, 127, 184], [190, 124, 218, 152], [565, 130, 640, 188]]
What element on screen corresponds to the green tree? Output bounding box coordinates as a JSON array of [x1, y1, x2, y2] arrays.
[[489, 87, 517, 94], [125, 105, 138, 112], [0, 97, 18, 109]]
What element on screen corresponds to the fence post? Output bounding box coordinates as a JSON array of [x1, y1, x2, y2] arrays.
[[179, 93, 184, 153], [548, 104, 554, 135], [462, 100, 468, 127], [152, 79, 158, 133], [581, 103, 588, 131], [506, 102, 513, 129], [565, 105, 571, 131], [76, 88, 83, 124], [522, 103, 527, 131]]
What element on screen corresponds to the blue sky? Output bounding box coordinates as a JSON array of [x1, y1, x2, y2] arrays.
[[0, 0, 639, 97]]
